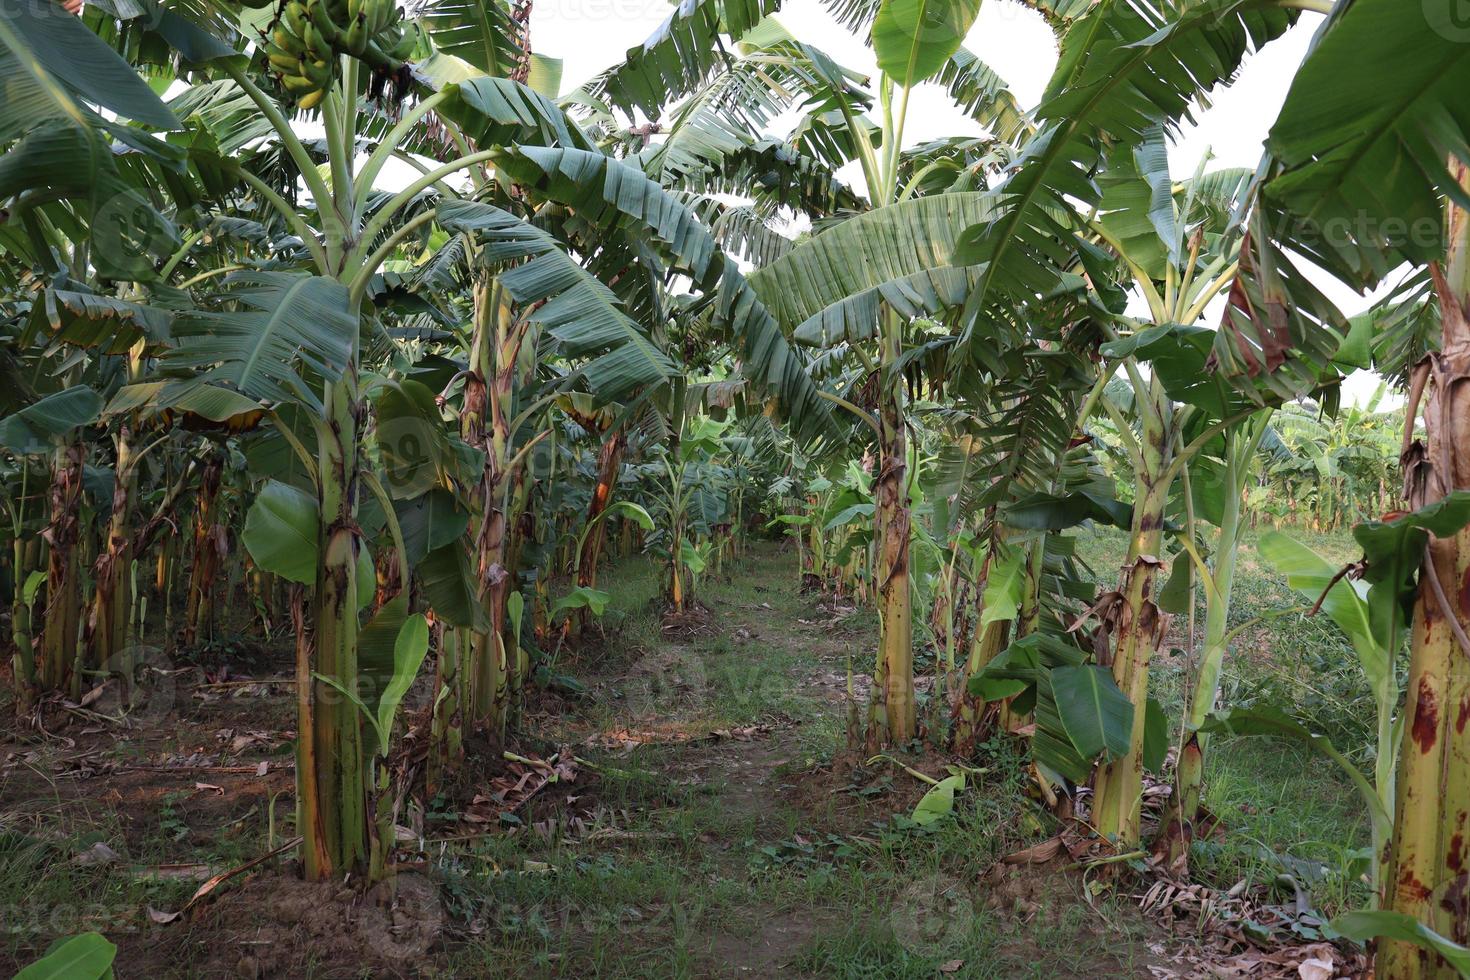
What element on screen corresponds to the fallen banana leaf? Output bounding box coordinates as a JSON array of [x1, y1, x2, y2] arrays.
[[147, 836, 302, 924]]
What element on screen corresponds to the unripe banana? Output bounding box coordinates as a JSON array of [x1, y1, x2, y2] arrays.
[[281, 73, 319, 94], [280, 72, 318, 92], [297, 88, 326, 110], [306, 0, 342, 43], [387, 30, 414, 61], [267, 49, 301, 71], [303, 58, 334, 87], [273, 25, 304, 55], [302, 22, 331, 60], [344, 13, 368, 55], [282, 2, 308, 39], [361, 36, 386, 66], [370, 0, 392, 37]]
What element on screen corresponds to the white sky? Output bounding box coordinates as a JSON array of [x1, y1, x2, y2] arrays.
[[531, 0, 1397, 405]]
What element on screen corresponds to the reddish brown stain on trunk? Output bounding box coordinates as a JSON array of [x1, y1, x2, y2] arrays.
[[1459, 567, 1470, 616], [1451, 833, 1466, 873], [1400, 869, 1434, 902], [1413, 677, 1441, 753], [1441, 874, 1469, 941], [1459, 697, 1470, 735]]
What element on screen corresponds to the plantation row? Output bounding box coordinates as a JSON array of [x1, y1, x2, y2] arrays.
[[3, 0, 1470, 975]]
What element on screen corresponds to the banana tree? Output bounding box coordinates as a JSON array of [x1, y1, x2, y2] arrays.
[[101, 4, 637, 878], [1157, 409, 1271, 871], [0, 0, 198, 702], [1259, 0, 1470, 969]]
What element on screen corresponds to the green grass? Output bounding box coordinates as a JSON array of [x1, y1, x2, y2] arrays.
[[428, 542, 1178, 976]]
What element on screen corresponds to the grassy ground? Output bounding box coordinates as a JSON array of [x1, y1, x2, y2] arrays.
[[0, 528, 1377, 977], [433, 544, 1166, 978]]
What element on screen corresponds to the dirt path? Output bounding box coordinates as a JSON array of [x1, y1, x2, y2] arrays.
[[555, 545, 1164, 979]]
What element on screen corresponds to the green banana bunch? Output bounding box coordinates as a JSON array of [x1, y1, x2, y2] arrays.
[[264, 0, 413, 108], [263, 0, 334, 109]]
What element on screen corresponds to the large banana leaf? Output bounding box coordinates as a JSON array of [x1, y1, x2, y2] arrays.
[[1331, 911, 1470, 977], [954, 0, 1297, 344], [935, 46, 1030, 146], [640, 33, 858, 189], [790, 267, 979, 347], [671, 137, 863, 217], [1266, 0, 1470, 285], [586, 0, 786, 117], [952, 346, 1095, 497], [417, 0, 521, 79], [0, 388, 104, 455], [164, 271, 358, 409], [872, 0, 981, 88], [105, 380, 267, 432], [438, 75, 597, 154], [1353, 493, 1470, 660], [0, 0, 186, 280], [1096, 126, 1177, 281], [1049, 663, 1132, 762], [0, 0, 176, 139], [166, 78, 273, 155], [748, 192, 995, 331], [491, 147, 831, 431], [242, 480, 319, 585], [374, 378, 463, 499], [418, 540, 488, 630], [13, 932, 116, 980], [436, 200, 676, 401], [23, 289, 173, 355], [394, 489, 470, 565], [1256, 531, 1387, 697]]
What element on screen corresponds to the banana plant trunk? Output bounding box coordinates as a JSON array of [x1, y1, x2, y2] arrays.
[[870, 376, 914, 749], [1000, 538, 1047, 733], [301, 378, 368, 879], [953, 622, 1011, 755], [1379, 180, 1470, 975], [504, 456, 533, 731], [668, 485, 687, 614], [952, 517, 1005, 751], [86, 423, 136, 670], [471, 284, 519, 738], [182, 455, 224, 648], [1162, 422, 1264, 871], [1165, 471, 1241, 871], [1092, 378, 1174, 847], [40, 440, 84, 697], [431, 363, 483, 787], [577, 428, 625, 594], [11, 535, 40, 708]]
